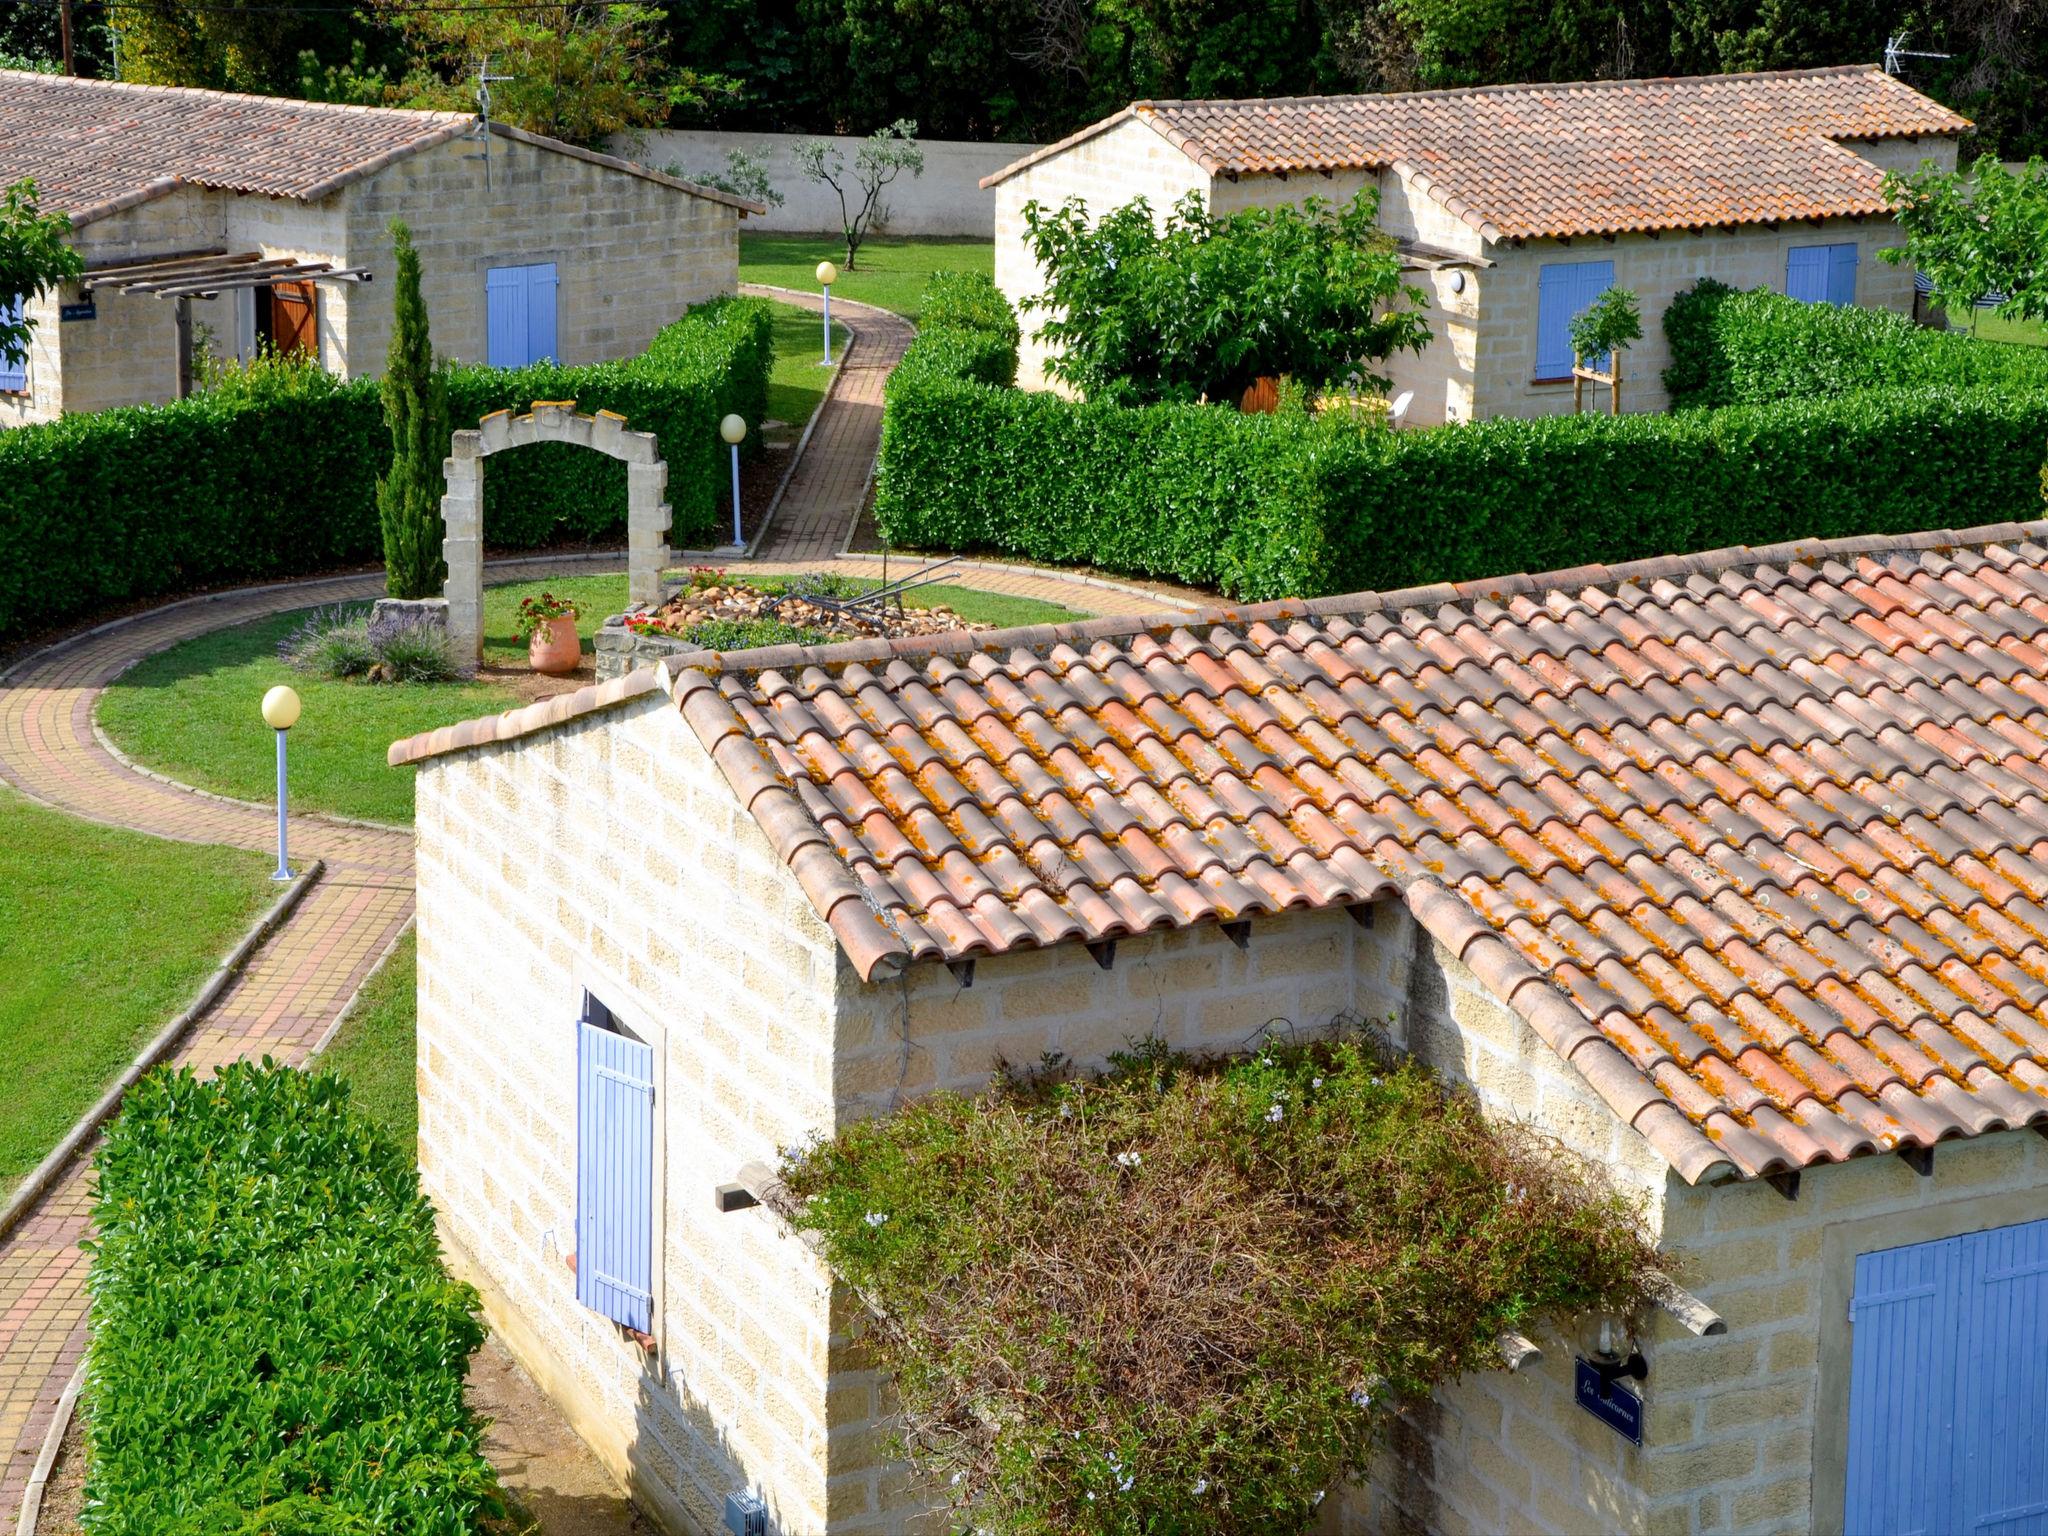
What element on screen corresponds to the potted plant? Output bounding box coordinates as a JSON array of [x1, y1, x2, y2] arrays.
[[517, 593, 582, 674]]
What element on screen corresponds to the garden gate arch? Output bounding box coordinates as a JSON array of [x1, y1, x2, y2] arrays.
[[440, 401, 671, 662]]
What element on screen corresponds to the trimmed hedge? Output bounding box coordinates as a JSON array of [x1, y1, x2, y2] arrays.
[[878, 283, 2048, 600], [0, 296, 772, 644], [1662, 278, 2048, 408], [84, 1062, 499, 1535]]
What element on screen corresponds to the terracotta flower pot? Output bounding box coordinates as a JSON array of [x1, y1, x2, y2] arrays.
[[528, 615, 581, 675]]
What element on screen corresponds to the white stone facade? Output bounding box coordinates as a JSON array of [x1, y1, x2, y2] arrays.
[[990, 132, 1960, 422], [1, 131, 743, 426], [411, 678, 2048, 1535]]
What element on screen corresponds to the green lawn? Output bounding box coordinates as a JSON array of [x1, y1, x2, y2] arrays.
[[766, 299, 847, 431], [0, 790, 276, 1195], [742, 233, 993, 323], [100, 573, 1084, 824], [321, 929, 418, 1159], [1945, 308, 2048, 347]]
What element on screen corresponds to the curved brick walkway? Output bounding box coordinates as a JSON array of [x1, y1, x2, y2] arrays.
[[0, 534, 1197, 1522], [739, 284, 915, 563]]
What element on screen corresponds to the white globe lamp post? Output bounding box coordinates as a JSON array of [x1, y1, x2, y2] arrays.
[[816, 260, 839, 365], [260, 684, 301, 881], [720, 413, 747, 546]]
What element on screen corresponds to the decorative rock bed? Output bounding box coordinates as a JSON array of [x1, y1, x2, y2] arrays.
[[595, 571, 990, 681]]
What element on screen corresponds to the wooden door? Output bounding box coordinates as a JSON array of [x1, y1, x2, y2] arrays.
[[262, 280, 318, 358]]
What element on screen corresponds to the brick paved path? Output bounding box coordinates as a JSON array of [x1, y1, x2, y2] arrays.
[[0, 541, 1199, 1523], [740, 285, 914, 562]]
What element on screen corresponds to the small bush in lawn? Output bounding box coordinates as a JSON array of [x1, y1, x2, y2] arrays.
[[83, 1061, 502, 1535], [374, 619, 461, 683], [279, 605, 376, 678], [780, 1020, 1665, 1534]]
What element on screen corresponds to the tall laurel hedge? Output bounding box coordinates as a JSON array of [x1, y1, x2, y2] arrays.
[[84, 1062, 500, 1535], [0, 296, 772, 644], [876, 277, 2048, 602]]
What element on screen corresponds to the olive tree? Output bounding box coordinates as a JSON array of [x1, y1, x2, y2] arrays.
[[795, 119, 923, 269]]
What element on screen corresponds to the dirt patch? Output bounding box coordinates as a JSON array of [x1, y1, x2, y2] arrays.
[[27, 1396, 85, 1536], [472, 1337, 655, 1536], [475, 658, 596, 707]]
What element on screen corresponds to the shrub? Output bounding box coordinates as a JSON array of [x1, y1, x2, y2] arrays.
[[374, 619, 462, 683], [280, 605, 377, 678], [83, 1062, 501, 1535], [1661, 277, 2048, 408], [0, 296, 773, 645], [919, 270, 1020, 352], [780, 1024, 1663, 1532], [879, 285, 2048, 600], [378, 220, 449, 600], [678, 615, 832, 649]]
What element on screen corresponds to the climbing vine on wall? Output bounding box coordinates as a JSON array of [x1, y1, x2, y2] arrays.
[[778, 1022, 1665, 1534]]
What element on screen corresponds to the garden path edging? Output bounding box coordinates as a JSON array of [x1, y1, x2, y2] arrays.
[[0, 859, 325, 1248]]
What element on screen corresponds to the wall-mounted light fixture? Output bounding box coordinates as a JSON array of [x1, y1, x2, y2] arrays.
[[1578, 1312, 1647, 1385]]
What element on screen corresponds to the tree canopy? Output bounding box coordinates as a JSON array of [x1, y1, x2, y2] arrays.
[[0, 179, 83, 371], [1883, 154, 2048, 324], [1021, 190, 1430, 408]]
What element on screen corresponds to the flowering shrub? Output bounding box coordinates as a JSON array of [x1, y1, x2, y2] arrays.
[[779, 1024, 1664, 1533]]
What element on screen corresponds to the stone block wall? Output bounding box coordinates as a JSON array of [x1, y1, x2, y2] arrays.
[[343, 134, 742, 376], [1646, 1128, 2046, 1536], [414, 688, 851, 1533]]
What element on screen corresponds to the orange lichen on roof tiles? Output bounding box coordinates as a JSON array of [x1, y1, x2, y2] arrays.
[[662, 524, 2048, 1184], [981, 65, 1969, 241]]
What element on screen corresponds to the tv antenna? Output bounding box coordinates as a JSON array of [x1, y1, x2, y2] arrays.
[[1884, 32, 1951, 75], [465, 55, 515, 189]]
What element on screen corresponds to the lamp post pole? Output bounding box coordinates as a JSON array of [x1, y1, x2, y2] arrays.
[[720, 413, 747, 546], [816, 260, 839, 365], [261, 685, 301, 881]]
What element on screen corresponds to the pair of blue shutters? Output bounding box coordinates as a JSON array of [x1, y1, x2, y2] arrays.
[[1845, 1215, 2048, 1534], [486, 262, 559, 369], [575, 1000, 654, 1334], [0, 295, 26, 392], [1535, 259, 1615, 379], [1787, 242, 1858, 306]]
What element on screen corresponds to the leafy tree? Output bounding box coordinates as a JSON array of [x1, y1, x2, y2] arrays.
[[0, 180, 83, 374], [1021, 189, 1430, 407], [795, 120, 924, 269], [111, 0, 363, 95], [377, 221, 448, 602], [677, 149, 784, 208], [344, 0, 700, 147], [1568, 286, 1642, 370], [1882, 154, 2048, 323]]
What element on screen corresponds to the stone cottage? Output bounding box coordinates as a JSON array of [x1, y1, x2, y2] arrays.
[[0, 69, 761, 426], [982, 66, 1966, 424], [392, 521, 2048, 1535]]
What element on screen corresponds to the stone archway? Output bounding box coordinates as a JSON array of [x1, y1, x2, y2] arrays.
[[439, 400, 671, 663]]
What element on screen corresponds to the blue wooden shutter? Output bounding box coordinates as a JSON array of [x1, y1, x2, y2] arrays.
[[1786, 245, 1827, 302], [524, 263, 557, 365], [576, 1017, 655, 1333], [1959, 1217, 2048, 1531], [1535, 260, 1615, 379], [1826, 243, 1859, 306], [486, 266, 525, 368], [1847, 1234, 1963, 1535], [0, 296, 27, 393]]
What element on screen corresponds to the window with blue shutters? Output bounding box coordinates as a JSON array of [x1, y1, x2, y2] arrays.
[[1845, 1214, 2048, 1533], [485, 262, 559, 368], [1786, 242, 1857, 305], [1535, 259, 1616, 380], [575, 991, 655, 1335], [0, 294, 27, 394]]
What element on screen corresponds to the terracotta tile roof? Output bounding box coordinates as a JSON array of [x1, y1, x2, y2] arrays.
[[0, 69, 764, 224], [983, 65, 1970, 240], [649, 523, 2048, 1185]]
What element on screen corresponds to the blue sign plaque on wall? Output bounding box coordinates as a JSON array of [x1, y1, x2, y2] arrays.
[[1574, 1357, 1644, 1444], [59, 301, 96, 323]]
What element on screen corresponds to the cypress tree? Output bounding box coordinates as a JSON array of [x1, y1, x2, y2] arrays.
[[378, 220, 448, 600]]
